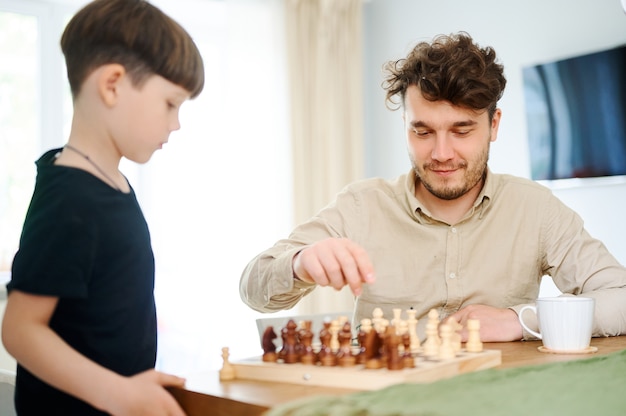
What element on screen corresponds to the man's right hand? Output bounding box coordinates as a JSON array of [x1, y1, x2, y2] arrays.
[[292, 237, 375, 296]]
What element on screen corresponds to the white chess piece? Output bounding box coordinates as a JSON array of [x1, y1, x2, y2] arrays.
[[465, 319, 483, 353], [438, 324, 456, 360], [219, 346, 236, 380], [406, 309, 421, 353]]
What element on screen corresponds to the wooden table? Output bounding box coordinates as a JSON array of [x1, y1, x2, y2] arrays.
[[168, 335, 626, 416]]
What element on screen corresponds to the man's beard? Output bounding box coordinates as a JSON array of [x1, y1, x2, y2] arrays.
[[411, 146, 489, 201]]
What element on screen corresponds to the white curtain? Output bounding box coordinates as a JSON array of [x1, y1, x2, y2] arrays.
[[284, 0, 365, 315]]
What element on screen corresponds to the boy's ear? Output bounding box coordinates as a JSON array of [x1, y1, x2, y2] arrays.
[[97, 63, 126, 107]]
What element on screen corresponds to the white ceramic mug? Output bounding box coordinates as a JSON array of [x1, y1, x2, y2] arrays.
[[518, 297, 595, 352]]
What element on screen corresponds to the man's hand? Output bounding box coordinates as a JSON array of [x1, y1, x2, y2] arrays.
[[292, 237, 375, 296], [448, 304, 523, 342], [104, 369, 186, 416]]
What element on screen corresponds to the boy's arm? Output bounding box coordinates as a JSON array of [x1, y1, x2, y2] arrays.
[[1, 290, 186, 415]]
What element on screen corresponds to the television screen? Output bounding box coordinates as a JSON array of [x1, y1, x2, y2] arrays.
[[522, 45, 626, 180]]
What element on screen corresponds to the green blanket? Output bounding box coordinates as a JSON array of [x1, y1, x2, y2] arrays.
[[265, 349, 626, 416]]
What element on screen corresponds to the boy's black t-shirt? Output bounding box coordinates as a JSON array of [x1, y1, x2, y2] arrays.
[[8, 148, 157, 415]]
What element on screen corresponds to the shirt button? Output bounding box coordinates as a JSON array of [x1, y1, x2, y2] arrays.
[[451, 227, 457, 233], [449, 272, 456, 279]]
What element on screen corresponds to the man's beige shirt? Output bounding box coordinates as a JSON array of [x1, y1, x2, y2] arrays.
[[240, 170, 626, 340]]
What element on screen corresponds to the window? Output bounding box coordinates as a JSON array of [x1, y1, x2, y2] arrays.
[[0, 10, 38, 273], [0, 0, 71, 275]]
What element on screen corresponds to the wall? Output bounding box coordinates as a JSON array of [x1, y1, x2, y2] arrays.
[[361, 0, 626, 269]]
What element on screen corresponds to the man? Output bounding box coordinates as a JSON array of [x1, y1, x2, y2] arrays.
[[239, 32, 626, 342]]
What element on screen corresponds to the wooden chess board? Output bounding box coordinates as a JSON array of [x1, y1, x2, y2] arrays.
[[230, 349, 501, 390]]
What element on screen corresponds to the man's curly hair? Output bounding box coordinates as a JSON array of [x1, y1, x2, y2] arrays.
[[382, 32, 506, 119]]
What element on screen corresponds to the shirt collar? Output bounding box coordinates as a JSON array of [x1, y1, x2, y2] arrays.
[[405, 168, 494, 223]]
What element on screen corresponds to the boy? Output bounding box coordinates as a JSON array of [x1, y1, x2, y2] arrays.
[[1, 0, 204, 414]]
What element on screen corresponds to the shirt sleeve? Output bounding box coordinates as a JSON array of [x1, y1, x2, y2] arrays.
[[540, 194, 626, 337], [239, 187, 359, 312], [10, 191, 97, 298]]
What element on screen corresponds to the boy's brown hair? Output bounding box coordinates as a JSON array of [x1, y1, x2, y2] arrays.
[[61, 0, 204, 99]]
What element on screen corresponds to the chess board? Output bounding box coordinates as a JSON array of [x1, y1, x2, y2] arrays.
[[230, 349, 501, 390]]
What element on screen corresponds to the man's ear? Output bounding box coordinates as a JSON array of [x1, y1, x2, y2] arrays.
[[97, 63, 126, 107], [490, 108, 502, 143]]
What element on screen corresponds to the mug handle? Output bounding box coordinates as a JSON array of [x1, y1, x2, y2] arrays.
[[518, 305, 542, 339]]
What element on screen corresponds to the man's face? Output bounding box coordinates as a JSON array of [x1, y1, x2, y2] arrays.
[[403, 85, 501, 201]]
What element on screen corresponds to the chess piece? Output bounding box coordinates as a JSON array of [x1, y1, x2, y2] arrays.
[[363, 325, 384, 369], [392, 308, 403, 332], [422, 309, 441, 358], [329, 319, 341, 353], [298, 320, 316, 365], [279, 319, 299, 363], [427, 309, 440, 337], [318, 321, 336, 366], [219, 346, 236, 381], [446, 317, 463, 353], [261, 326, 278, 362], [372, 307, 384, 333], [356, 318, 372, 364], [438, 324, 456, 360], [406, 309, 421, 353], [336, 321, 356, 367], [401, 327, 415, 368], [385, 326, 403, 370], [465, 319, 483, 352], [396, 319, 408, 354]]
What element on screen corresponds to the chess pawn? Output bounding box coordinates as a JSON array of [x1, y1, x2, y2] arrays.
[[406, 309, 421, 353], [317, 321, 336, 366], [336, 321, 356, 367], [219, 346, 236, 381], [438, 324, 456, 360], [427, 308, 440, 336], [422, 319, 440, 358], [465, 319, 483, 353]]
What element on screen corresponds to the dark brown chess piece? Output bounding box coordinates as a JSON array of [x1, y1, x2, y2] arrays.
[[317, 321, 337, 366], [298, 320, 316, 365], [336, 321, 356, 367], [364, 326, 383, 369], [279, 319, 299, 363], [401, 330, 415, 368], [356, 322, 369, 364], [385, 326, 403, 371], [261, 326, 278, 362]]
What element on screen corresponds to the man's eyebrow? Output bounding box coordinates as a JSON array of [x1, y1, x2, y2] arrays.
[[409, 119, 478, 128], [452, 120, 478, 127], [409, 120, 429, 128]]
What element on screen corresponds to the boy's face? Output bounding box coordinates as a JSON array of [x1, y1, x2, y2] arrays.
[[112, 74, 190, 164], [402, 85, 501, 201]]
